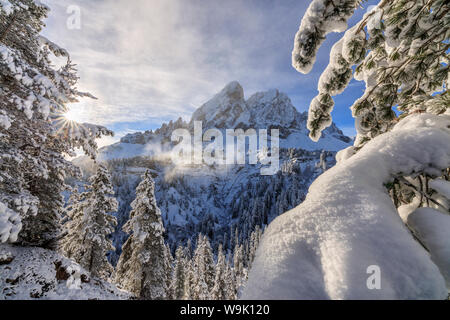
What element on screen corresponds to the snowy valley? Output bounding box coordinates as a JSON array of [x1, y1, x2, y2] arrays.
[[72, 81, 352, 264]]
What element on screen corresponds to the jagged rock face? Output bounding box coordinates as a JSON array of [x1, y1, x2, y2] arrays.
[[120, 132, 150, 144], [190, 81, 249, 130], [246, 89, 298, 129], [190, 82, 300, 132]]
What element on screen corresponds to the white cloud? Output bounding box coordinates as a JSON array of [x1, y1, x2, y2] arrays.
[[41, 0, 311, 127]]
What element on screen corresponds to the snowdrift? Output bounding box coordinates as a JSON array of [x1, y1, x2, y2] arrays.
[[0, 244, 131, 300], [243, 113, 450, 300]]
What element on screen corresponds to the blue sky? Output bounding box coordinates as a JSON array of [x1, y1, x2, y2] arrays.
[[42, 0, 377, 147]]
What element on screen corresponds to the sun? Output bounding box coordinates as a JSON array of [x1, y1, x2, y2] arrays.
[[53, 106, 84, 136], [64, 109, 81, 122]]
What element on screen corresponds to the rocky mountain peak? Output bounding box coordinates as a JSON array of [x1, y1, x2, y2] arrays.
[[220, 80, 244, 101], [189, 81, 249, 129], [246, 89, 298, 129], [118, 81, 351, 147]]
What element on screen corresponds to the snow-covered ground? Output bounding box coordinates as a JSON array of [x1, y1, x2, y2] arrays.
[[0, 244, 132, 300], [243, 113, 450, 300]]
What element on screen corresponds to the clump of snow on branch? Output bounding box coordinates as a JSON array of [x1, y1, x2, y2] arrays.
[[429, 179, 450, 201], [0, 202, 21, 243], [38, 36, 69, 57], [243, 113, 450, 299], [292, 0, 359, 74], [294, 0, 449, 143], [0, 0, 14, 15], [65, 264, 82, 290], [0, 110, 11, 129], [0, 0, 49, 16], [407, 207, 450, 288]]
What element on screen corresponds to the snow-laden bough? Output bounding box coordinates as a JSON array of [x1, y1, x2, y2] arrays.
[[243, 113, 450, 299]]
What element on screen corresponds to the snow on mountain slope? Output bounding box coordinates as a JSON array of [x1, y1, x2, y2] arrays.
[[190, 81, 250, 130], [242, 113, 450, 300], [71, 82, 352, 259], [280, 129, 350, 151]]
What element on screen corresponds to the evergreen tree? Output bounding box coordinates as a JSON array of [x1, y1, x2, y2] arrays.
[[248, 226, 261, 268], [0, 0, 112, 246], [192, 234, 215, 299], [222, 232, 228, 253], [185, 238, 193, 260], [183, 257, 195, 300], [202, 236, 216, 293], [114, 170, 168, 299], [211, 244, 228, 300], [164, 244, 174, 299], [224, 259, 237, 300], [60, 165, 118, 280], [233, 242, 245, 293], [271, 0, 450, 298], [166, 233, 264, 300], [172, 245, 186, 300]]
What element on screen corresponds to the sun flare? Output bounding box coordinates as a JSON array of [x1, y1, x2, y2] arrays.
[[64, 109, 81, 122]]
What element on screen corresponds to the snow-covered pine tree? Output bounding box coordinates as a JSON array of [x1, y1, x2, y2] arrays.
[[114, 170, 168, 300], [60, 165, 118, 280], [211, 244, 228, 300], [172, 245, 186, 300], [185, 238, 193, 260], [183, 256, 195, 300], [233, 242, 245, 294], [222, 231, 228, 253], [164, 244, 174, 299], [247, 225, 262, 269], [292, 0, 449, 146], [202, 235, 216, 293], [166, 236, 248, 300], [292, 0, 450, 212], [234, 227, 239, 248], [191, 234, 215, 300], [59, 187, 85, 250], [191, 235, 207, 300], [224, 258, 237, 300], [0, 0, 112, 246]]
